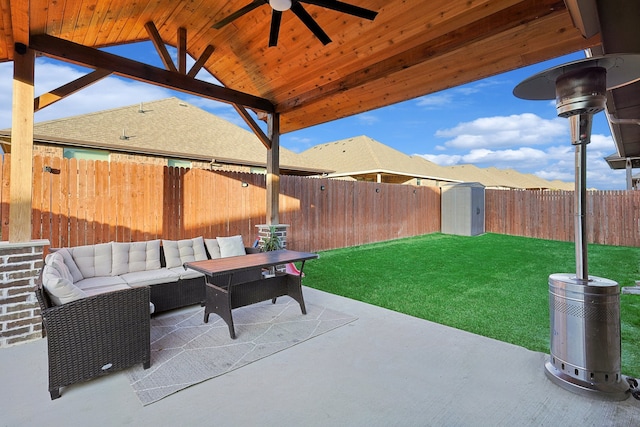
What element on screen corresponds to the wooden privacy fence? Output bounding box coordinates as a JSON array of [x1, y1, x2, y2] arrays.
[[485, 189, 640, 247], [1, 155, 639, 249], [0, 155, 441, 252]]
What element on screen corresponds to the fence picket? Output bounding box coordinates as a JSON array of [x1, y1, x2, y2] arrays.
[[0, 155, 638, 249]]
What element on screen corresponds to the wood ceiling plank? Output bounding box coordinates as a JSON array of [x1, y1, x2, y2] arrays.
[[9, 0, 29, 46], [276, 0, 569, 113], [101, 0, 156, 45], [44, 0, 68, 36], [0, 0, 12, 58], [58, 0, 86, 38], [117, 0, 176, 42], [67, 0, 99, 43], [210, 0, 523, 101], [279, 12, 595, 133], [29, 0, 49, 34], [81, 0, 116, 46]]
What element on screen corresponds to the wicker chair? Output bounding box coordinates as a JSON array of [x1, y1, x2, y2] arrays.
[[35, 274, 151, 400]]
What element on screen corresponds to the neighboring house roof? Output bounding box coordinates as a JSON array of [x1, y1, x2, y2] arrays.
[[1, 97, 329, 176], [299, 135, 456, 183], [302, 135, 572, 189]]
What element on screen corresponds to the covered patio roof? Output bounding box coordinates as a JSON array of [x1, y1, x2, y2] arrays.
[[0, 1, 637, 241], [1, 1, 600, 133]]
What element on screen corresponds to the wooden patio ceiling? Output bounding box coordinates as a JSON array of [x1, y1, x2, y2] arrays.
[[1, 0, 600, 135]]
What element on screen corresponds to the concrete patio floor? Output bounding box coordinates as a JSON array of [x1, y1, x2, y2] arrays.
[[2, 287, 638, 426]]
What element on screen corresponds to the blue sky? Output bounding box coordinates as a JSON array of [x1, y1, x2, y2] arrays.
[[0, 45, 627, 190]]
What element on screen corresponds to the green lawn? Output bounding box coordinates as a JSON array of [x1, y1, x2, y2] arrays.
[[303, 233, 640, 378]]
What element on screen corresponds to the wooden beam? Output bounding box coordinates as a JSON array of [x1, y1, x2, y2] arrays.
[[9, 45, 35, 242], [29, 34, 274, 113], [144, 22, 177, 72], [187, 45, 215, 78], [34, 69, 112, 112], [277, 0, 569, 113], [233, 104, 272, 149], [266, 113, 280, 225], [178, 27, 187, 75]]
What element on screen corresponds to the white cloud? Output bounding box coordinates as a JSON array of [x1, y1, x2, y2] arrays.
[[416, 93, 453, 108], [357, 114, 379, 125], [461, 147, 548, 165], [435, 113, 567, 148], [418, 153, 461, 166], [0, 59, 176, 129], [588, 133, 616, 151]]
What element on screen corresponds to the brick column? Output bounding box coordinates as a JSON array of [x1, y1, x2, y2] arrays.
[[0, 240, 48, 347], [256, 225, 289, 274], [255, 224, 289, 251]]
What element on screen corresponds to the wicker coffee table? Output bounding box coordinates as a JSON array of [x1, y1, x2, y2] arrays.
[[185, 250, 318, 339]]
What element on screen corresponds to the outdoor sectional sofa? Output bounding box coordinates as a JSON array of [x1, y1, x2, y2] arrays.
[[35, 235, 260, 399]]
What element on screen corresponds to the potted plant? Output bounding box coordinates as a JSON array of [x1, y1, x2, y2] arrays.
[[262, 226, 282, 252], [261, 226, 282, 277]]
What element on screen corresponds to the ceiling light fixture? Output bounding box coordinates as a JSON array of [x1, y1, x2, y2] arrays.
[[269, 0, 292, 12]]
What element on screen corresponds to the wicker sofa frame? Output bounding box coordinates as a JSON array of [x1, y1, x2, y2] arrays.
[[34, 243, 261, 399], [151, 245, 261, 313], [35, 273, 151, 400]]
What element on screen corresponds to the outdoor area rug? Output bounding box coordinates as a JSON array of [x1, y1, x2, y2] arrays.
[[126, 299, 357, 405]]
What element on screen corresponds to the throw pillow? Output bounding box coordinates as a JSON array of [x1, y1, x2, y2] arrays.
[[42, 265, 87, 305], [162, 240, 181, 268], [162, 237, 208, 268], [111, 242, 131, 275], [191, 236, 208, 261], [54, 248, 84, 282], [145, 240, 162, 270], [217, 235, 246, 258], [204, 238, 221, 259], [71, 242, 112, 278], [45, 252, 74, 283]]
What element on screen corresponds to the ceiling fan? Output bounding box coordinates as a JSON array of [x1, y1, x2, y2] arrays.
[[212, 0, 378, 47]]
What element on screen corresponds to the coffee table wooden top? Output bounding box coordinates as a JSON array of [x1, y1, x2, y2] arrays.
[[184, 250, 318, 277]]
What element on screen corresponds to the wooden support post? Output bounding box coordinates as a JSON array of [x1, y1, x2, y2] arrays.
[[266, 113, 280, 225], [177, 27, 187, 74], [9, 44, 35, 242]]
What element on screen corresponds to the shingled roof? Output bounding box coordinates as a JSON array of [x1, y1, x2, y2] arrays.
[[301, 135, 573, 189], [299, 135, 456, 184], [15, 97, 329, 175]]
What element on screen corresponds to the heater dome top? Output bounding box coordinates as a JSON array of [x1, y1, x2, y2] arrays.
[[513, 54, 640, 101]]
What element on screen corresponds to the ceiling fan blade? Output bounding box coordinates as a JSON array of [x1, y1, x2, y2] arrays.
[[291, 2, 331, 45], [269, 10, 283, 47], [300, 0, 378, 20], [212, 0, 266, 29]]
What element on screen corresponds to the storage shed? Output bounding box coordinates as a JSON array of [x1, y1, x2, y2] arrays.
[[441, 182, 485, 236]]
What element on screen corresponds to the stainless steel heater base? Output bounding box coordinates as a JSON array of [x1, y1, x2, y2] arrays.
[[547, 273, 630, 401], [544, 361, 630, 401]]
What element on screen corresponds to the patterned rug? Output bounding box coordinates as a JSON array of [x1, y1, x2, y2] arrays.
[[126, 299, 357, 405]]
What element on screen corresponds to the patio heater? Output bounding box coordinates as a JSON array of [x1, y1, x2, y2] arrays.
[[514, 54, 640, 401]]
